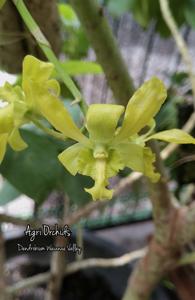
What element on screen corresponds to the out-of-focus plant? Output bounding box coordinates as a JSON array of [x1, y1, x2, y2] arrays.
[[58, 3, 90, 58], [104, 0, 195, 36]]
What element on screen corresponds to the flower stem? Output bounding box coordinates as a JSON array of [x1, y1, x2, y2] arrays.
[[31, 118, 67, 141], [12, 0, 88, 114]]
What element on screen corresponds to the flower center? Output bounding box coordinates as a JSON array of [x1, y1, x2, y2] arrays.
[[93, 144, 108, 159]]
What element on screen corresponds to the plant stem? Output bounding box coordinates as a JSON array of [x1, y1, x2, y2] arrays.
[[31, 118, 67, 141], [12, 0, 88, 113], [70, 0, 135, 106], [159, 0, 195, 108]]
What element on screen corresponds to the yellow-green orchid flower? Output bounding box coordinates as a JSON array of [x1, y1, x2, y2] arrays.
[[0, 55, 60, 162], [0, 84, 28, 162], [33, 74, 195, 201]]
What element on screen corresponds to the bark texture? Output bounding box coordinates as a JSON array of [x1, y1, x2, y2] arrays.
[[0, 0, 61, 73]]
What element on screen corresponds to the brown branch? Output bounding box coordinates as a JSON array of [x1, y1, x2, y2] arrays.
[[66, 200, 107, 225], [0, 213, 39, 228], [7, 247, 146, 295], [6, 272, 51, 295], [0, 200, 106, 229], [0, 0, 61, 73], [122, 141, 178, 300]]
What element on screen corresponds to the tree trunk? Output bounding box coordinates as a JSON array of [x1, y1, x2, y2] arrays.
[[0, 0, 61, 73]]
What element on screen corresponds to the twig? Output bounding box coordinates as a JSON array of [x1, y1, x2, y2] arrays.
[[6, 272, 51, 295], [66, 200, 107, 225], [76, 223, 84, 261], [0, 213, 39, 228], [159, 0, 195, 107], [0, 200, 105, 229], [65, 247, 146, 275], [6, 247, 146, 295]]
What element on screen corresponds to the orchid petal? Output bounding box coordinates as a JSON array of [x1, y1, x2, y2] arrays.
[[85, 158, 113, 200], [79, 148, 123, 200], [46, 79, 61, 97], [0, 134, 8, 162], [0, 82, 24, 104], [34, 85, 89, 145], [146, 129, 195, 144], [58, 143, 84, 175], [143, 147, 160, 182], [114, 143, 160, 182], [0, 103, 13, 133], [22, 55, 54, 90], [86, 104, 124, 143], [115, 77, 167, 141], [59, 143, 118, 200], [8, 128, 28, 151]]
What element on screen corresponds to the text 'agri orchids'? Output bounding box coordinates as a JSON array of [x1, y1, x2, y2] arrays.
[[0, 56, 195, 200]]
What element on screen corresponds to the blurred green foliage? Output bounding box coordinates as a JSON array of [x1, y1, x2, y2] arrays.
[[0, 127, 92, 206], [0, 180, 21, 206], [104, 0, 195, 36], [58, 3, 90, 58]]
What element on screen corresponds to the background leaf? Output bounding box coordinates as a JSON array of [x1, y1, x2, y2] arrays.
[[58, 3, 89, 58], [0, 127, 92, 206], [60, 60, 102, 75], [0, 179, 21, 206]]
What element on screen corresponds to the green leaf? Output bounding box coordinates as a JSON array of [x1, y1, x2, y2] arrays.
[[0, 180, 21, 206], [107, 0, 132, 16], [0, 128, 92, 206], [58, 4, 89, 59], [60, 61, 103, 75], [58, 3, 79, 27], [184, 0, 195, 27]]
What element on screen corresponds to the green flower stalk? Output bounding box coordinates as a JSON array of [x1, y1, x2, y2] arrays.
[[1, 56, 195, 200]]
